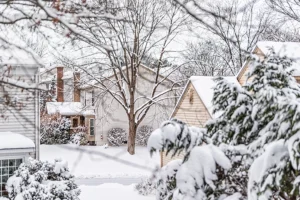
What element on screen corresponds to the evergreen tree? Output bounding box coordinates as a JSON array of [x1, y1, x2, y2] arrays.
[[148, 51, 300, 200]]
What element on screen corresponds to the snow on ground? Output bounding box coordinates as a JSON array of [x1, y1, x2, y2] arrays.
[[40, 145, 159, 178], [79, 183, 154, 200]]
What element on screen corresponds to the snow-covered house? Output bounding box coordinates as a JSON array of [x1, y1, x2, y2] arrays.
[[42, 65, 177, 145], [41, 66, 96, 144], [161, 76, 238, 166], [170, 76, 238, 127], [0, 43, 41, 196], [163, 41, 300, 166], [237, 41, 300, 85], [81, 65, 177, 146]]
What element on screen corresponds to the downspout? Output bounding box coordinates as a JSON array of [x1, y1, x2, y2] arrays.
[[35, 67, 40, 160]]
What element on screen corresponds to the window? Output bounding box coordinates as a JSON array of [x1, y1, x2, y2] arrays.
[[90, 118, 95, 136], [91, 90, 95, 106], [72, 118, 78, 128], [80, 116, 85, 126], [0, 159, 23, 197]]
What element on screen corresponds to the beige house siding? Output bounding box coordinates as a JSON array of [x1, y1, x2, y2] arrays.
[[237, 47, 265, 86], [237, 65, 249, 86], [161, 150, 185, 167], [162, 83, 212, 166], [295, 76, 300, 84], [172, 83, 212, 127]]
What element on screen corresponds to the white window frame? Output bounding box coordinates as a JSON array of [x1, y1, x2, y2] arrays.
[[89, 118, 95, 136], [0, 156, 25, 197]]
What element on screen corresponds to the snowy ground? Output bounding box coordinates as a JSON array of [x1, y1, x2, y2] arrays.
[[79, 184, 155, 200], [40, 145, 160, 179]]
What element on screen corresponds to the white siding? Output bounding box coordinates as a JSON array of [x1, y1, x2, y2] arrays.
[[89, 66, 177, 145], [0, 65, 39, 159]]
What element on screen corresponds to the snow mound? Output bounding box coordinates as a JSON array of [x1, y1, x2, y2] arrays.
[[0, 132, 35, 150]]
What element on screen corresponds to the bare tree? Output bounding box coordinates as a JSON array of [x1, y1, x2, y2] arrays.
[[174, 0, 270, 74], [260, 23, 300, 42], [182, 40, 234, 77], [55, 0, 187, 154], [267, 0, 300, 23]]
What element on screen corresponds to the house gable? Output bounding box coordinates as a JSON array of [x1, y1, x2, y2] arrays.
[[171, 82, 212, 127], [237, 46, 265, 86]]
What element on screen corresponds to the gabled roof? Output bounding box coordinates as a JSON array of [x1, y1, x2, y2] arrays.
[[171, 76, 239, 119], [190, 76, 239, 118], [46, 102, 95, 116], [256, 41, 300, 58], [237, 41, 300, 79]]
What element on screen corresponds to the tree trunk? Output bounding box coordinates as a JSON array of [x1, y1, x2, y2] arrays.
[[127, 118, 137, 155]]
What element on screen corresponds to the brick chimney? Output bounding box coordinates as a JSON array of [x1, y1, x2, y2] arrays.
[[74, 71, 81, 102], [56, 67, 64, 102]]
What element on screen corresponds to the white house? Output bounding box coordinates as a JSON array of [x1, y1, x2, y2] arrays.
[[0, 42, 41, 196], [42, 65, 179, 145]]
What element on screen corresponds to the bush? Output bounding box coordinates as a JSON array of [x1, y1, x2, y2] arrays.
[[107, 128, 127, 146], [6, 158, 80, 200], [135, 178, 156, 196], [136, 125, 153, 146], [70, 132, 88, 145], [40, 114, 71, 144]]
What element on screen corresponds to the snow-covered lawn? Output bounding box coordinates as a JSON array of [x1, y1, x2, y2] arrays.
[[40, 145, 159, 178], [79, 184, 154, 200]]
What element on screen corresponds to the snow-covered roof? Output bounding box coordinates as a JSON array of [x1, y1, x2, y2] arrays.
[[256, 41, 300, 58], [46, 102, 95, 116], [257, 41, 300, 76], [190, 76, 239, 118], [237, 41, 300, 78], [0, 132, 35, 150]]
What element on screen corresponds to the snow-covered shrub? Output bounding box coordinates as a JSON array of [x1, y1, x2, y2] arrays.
[[40, 114, 71, 144], [70, 126, 88, 145], [70, 132, 88, 145], [148, 52, 300, 200], [107, 128, 127, 146], [135, 178, 156, 196], [136, 125, 153, 146], [6, 158, 80, 200]]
